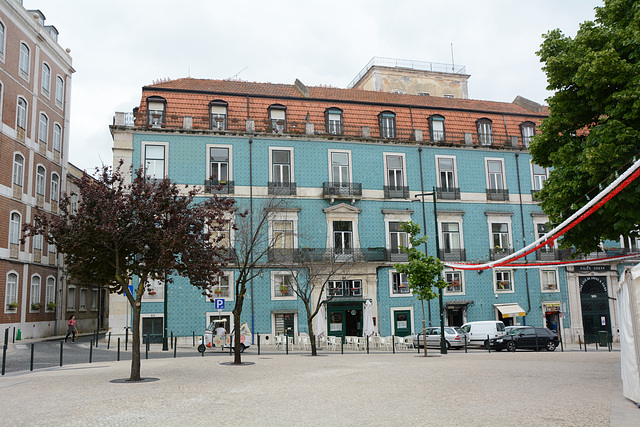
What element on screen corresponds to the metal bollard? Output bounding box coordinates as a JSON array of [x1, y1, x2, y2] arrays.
[[202, 336, 205, 357], [30, 343, 34, 371], [107, 332, 111, 349], [366, 336, 369, 354], [392, 335, 395, 354], [487, 335, 491, 353], [257, 334, 261, 355], [341, 336, 344, 354], [2, 328, 9, 375], [608, 333, 612, 352], [579, 335, 582, 350], [13, 327, 16, 344], [535, 331, 539, 352], [173, 336, 177, 358], [170, 331, 174, 349], [285, 333, 289, 355], [464, 335, 468, 353], [117, 338, 120, 361], [90, 339, 93, 363], [193, 331, 195, 347], [585, 336, 588, 352], [60, 340, 64, 367], [125, 328, 129, 351]]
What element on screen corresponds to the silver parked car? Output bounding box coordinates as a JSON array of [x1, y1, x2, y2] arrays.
[[412, 327, 469, 350]]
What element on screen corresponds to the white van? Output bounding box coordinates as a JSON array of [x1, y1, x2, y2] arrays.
[[460, 321, 506, 347]]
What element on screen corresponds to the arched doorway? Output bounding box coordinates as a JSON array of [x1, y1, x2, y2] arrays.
[[579, 276, 611, 343]]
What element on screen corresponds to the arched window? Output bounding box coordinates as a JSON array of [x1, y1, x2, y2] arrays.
[[429, 115, 445, 142], [19, 43, 30, 78], [477, 118, 493, 145], [209, 100, 228, 130], [30, 276, 41, 307], [36, 166, 46, 195], [41, 63, 50, 94], [520, 122, 536, 148], [0, 21, 5, 59], [45, 277, 55, 309], [39, 113, 48, 143], [268, 104, 287, 133], [6, 272, 18, 309], [13, 154, 24, 186], [325, 108, 343, 135], [16, 97, 27, 129], [146, 96, 166, 127], [9, 212, 20, 245], [53, 124, 61, 152], [55, 76, 64, 106], [379, 111, 396, 138], [51, 173, 59, 202]]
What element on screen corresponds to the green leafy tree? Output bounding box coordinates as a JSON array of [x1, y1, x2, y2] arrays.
[[24, 164, 235, 381], [393, 221, 447, 357], [531, 0, 640, 254]]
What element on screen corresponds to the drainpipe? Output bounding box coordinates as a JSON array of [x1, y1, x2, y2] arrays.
[[249, 138, 255, 338], [515, 153, 532, 315], [418, 146, 431, 326]]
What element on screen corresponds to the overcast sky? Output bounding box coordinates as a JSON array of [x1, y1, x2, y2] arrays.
[[30, 0, 602, 172]]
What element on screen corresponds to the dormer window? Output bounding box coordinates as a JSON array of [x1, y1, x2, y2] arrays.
[[326, 108, 343, 135], [269, 104, 286, 133], [209, 100, 228, 130], [520, 122, 535, 148], [379, 111, 396, 138], [146, 96, 166, 127], [429, 115, 445, 142], [477, 118, 493, 146]]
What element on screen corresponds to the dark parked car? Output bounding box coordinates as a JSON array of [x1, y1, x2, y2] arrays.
[[490, 327, 559, 352]]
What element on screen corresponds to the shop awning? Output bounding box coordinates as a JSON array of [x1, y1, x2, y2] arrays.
[[495, 303, 526, 318], [446, 300, 474, 307]]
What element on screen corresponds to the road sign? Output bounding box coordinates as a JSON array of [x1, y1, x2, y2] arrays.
[[214, 299, 225, 310]]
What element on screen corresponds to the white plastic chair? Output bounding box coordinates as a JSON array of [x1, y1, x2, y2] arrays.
[[380, 336, 393, 351], [370, 335, 381, 349], [394, 335, 405, 350], [274, 335, 284, 350], [404, 336, 415, 349]]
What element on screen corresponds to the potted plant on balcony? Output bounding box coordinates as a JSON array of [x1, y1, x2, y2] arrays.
[[279, 282, 289, 295], [31, 302, 41, 310], [148, 289, 157, 295], [8, 302, 18, 310], [497, 281, 509, 290], [46, 302, 56, 310], [214, 288, 223, 295]]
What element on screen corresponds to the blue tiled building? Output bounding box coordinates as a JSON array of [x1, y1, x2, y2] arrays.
[[110, 73, 631, 345]]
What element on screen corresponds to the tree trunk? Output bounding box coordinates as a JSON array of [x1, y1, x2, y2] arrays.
[[232, 289, 245, 365], [130, 303, 142, 381], [308, 317, 317, 356]]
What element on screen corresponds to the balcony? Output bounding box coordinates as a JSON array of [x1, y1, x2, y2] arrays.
[[323, 182, 362, 202], [384, 185, 410, 199], [204, 180, 235, 194], [436, 187, 460, 200], [486, 188, 509, 201], [268, 182, 297, 196], [439, 249, 466, 262], [536, 248, 559, 261], [490, 247, 514, 260], [267, 247, 392, 264]]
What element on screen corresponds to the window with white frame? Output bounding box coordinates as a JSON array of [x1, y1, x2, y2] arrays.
[[391, 271, 410, 295], [520, 122, 535, 148], [487, 160, 504, 190], [269, 105, 286, 133], [429, 115, 445, 142], [442, 222, 461, 252], [532, 163, 547, 191], [51, 174, 59, 202], [53, 124, 61, 152], [537, 222, 553, 252], [144, 144, 165, 179], [211, 273, 233, 299], [328, 279, 361, 297], [41, 63, 50, 95], [39, 113, 48, 143], [477, 118, 493, 145], [67, 286, 75, 310], [437, 157, 456, 190], [33, 222, 42, 251], [0, 22, 4, 60], [19, 43, 30, 79], [271, 149, 291, 184], [333, 221, 352, 255], [331, 151, 350, 185], [326, 108, 343, 134], [71, 194, 78, 213], [45, 277, 55, 308], [386, 154, 404, 189], [389, 221, 408, 255], [30, 276, 41, 307], [541, 270, 558, 292], [209, 147, 229, 183], [9, 212, 20, 245], [273, 273, 294, 298], [209, 100, 227, 130], [55, 76, 64, 107], [6, 272, 18, 309], [17, 97, 27, 129], [492, 223, 510, 249], [91, 288, 98, 310], [444, 271, 463, 294], [13, 154, 24, 186], [273, 220, 293, 249], [379, 111, 396, 138], [79, 288, 87, 310], [36, 166, 46, 195], [495, 270, 513, 292]]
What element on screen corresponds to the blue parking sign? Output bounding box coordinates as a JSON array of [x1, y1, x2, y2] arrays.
[[214, 299, 225, 310]]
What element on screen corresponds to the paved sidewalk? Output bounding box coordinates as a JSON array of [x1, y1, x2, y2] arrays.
[[1, 344, 638, 426]]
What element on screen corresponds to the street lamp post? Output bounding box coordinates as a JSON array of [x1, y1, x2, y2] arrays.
[[414, 186, 448, 355], [162, 270, 168, 351]]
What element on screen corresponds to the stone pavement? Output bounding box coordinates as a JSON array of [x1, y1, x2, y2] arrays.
[[0, 343, 638, 426]]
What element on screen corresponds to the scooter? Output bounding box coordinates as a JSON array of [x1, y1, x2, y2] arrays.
[[197, 319, 252, 353]]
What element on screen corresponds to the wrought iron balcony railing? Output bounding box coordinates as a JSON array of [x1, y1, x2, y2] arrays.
[[268, 181, 297, 195], [486, 188, 509, 201], [436, 187, 461, 200], [323, 182, 362, 199], [490, 247, 514, 260], [204, 180, 235, 194], [439, 249, 466, 262], [384, 185, 410, 199]]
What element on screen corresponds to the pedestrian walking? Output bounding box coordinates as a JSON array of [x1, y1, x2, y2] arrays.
[[65, 315, 77, 342]]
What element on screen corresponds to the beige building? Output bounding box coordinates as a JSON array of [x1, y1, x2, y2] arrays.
[[349, 57, 470, 99]]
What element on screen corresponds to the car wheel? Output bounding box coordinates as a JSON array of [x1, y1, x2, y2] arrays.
[[446, 341, 451, 350], [483, 340, 490, 350], [507, 341, 516, 352], [197, 344, 206, 353], [545, 340, 556, 352]]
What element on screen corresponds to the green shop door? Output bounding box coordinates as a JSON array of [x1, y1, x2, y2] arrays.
[[394, 310, 412, 337], [580, 276, 612, 344], [142, 317, 164, 343], [327, 302, 363, 337]]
